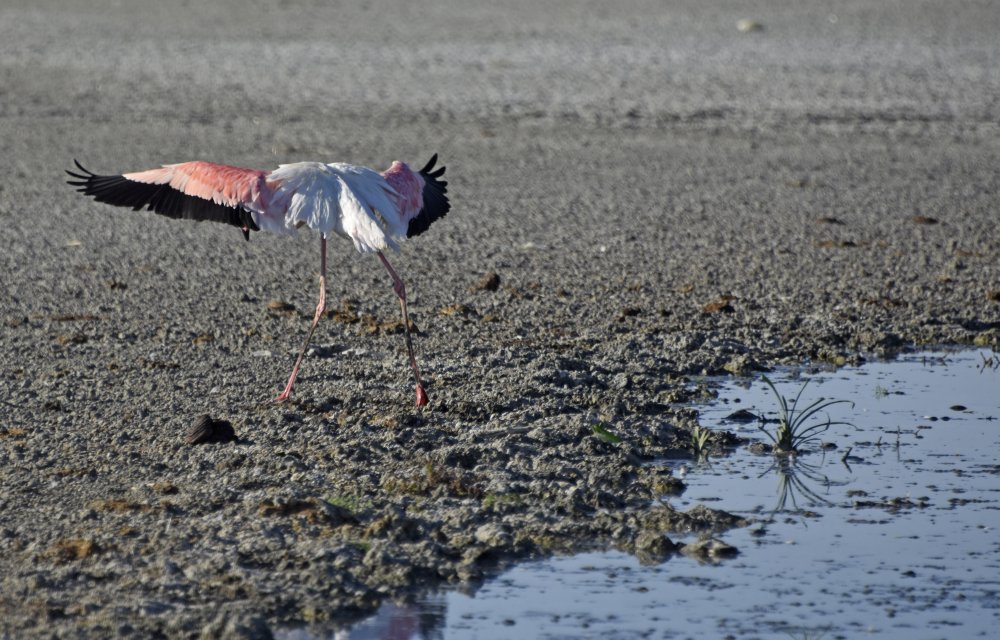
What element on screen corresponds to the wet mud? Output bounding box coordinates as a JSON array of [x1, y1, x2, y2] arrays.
[[1, 0, 999, 636]]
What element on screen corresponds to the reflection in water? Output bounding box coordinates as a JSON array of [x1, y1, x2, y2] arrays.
[[763, 455, 840, 513], [345, 597, 444, 640], [281, 595, 445, 640]]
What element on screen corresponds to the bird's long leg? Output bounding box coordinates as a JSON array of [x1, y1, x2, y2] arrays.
[[275, 236, 327, 402], [377, 252, 428, 407]]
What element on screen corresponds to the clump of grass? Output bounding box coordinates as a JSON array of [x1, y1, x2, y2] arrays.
[[591, 423, 623, 444], [482, 492, 526, 509], [690, 425, 712, 458], [759, 375, 853, 454], [322, 494, 372, 515]]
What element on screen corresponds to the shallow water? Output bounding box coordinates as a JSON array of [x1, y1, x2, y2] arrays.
[[285, 348, 1000, 640]]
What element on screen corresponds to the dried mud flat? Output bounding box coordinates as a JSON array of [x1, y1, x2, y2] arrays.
[[2, 0, 1000, 637]]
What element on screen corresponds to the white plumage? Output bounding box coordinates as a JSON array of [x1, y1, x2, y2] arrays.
[[264, 162, 408, 253]]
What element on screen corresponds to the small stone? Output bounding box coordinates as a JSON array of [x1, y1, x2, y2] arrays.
[[474, 523, 511, 548], [702, 296, 735, 313], [736, 19, 763, 33], [635, 531, 677, 564], [724, 409, 759, 422], [680, 537, 739, 561], [471, 272, 501, 292], [152, 481, 179, 495], [186, 415, 213, 444], [186, 415, 237, 445], [439, 303, 476, 317], [267, 300, 296, 313], [723, 354, 756, 376]]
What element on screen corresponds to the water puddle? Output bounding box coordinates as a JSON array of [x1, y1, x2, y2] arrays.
[[282, 349, 1000, 639]]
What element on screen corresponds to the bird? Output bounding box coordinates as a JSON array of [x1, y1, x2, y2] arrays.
[[66, 154, 449, 407]]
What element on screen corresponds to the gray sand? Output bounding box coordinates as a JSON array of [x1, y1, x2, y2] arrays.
[[1, 0, 999, 636]]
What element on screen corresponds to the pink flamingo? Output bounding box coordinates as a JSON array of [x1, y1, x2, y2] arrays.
[[66, 155, 449, 406]]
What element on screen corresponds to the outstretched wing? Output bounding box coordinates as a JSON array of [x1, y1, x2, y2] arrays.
[[66, 160, 269, 240], [406, 154, 449, 238]]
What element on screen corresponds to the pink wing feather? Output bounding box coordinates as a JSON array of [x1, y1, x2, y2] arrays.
[[123, 161, 270, 211], [67, 160, 272, 240], [381, 154, 449, 238]]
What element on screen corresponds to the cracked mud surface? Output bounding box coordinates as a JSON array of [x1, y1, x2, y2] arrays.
[[1, 0, 999, 636]]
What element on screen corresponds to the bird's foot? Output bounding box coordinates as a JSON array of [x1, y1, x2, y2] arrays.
[[274, 389, 292, 403], [415, 383, 428, 407]]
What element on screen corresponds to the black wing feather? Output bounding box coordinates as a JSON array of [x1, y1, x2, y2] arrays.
[[66, 160, 259, 240], [407, 153, 450, 238]]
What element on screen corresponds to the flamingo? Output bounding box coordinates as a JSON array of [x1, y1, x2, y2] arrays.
[[66, 155, 449, 407]]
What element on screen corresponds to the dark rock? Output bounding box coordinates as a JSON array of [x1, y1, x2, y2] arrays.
[[186, 415, 237, 445]]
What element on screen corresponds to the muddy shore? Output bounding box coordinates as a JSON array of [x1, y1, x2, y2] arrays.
[[1, 0, 999, 637]]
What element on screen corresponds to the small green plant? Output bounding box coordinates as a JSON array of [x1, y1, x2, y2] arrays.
[[691, 425, 712, 458], [350, 539, 372, 554], [482, 492, 526, 509], [323, 494, 372, 514], [592, 423, 623, 444], [759, 375, 853, 454], [873, 384, 889, 399]]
